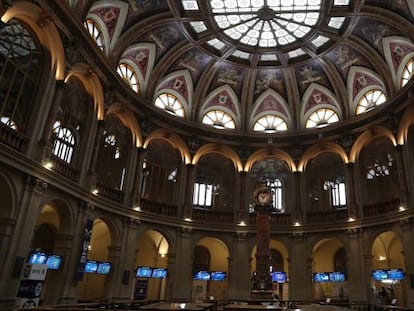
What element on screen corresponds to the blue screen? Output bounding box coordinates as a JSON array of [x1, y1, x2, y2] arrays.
[[372, 270, 388, 281], [329, 272, 345, 282], [152, 268, 167, 279], [46, 255, 62, 270], [271, 271, 286, 283], [97, 262, 111, 275], [387, 269, 405, 280], [211, 271, 226, 281], [28, 252, 48, 265], [136, 267, 153, 278], [313, 273, 330, 283], [85, 260, 98, 273], [194, 271, 210, 281]]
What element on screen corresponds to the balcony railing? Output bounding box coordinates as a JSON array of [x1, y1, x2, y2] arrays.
[[50, 155, 79, 181], [0, 123, 26, 152], [140, 198, 178, 217], [306, 209, 349, 224], [363, 199, 400, 217], [96, 182, 124, 203], [192, 208, 234, 223]]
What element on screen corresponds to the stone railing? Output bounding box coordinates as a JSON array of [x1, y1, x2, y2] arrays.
[[140, 198, 178, 217], [192, 208, 234, 223], [363, 199, 400, 217], [306, 209, 349, 224], [0, 123, 26, 152], [51, 155, 79, 181], [96, 182, 124, 203]]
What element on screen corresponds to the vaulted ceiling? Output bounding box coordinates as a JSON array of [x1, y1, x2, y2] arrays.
[[65, 0, 414, 139]]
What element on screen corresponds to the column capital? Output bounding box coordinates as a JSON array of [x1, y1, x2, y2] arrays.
[[346, 228, 362, 238], [26, 176, 48, 195]]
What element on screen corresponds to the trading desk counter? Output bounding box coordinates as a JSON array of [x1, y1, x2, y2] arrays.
[[224, 303, 282, 310], [139, 302, 214, 310]]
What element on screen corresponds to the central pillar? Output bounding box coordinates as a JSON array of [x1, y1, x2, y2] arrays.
[[251, 183, 273, 300]]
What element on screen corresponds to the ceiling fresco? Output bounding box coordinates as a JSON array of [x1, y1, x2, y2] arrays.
[[67, 0, 414, 134]]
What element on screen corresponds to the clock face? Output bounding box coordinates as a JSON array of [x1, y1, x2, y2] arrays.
[[257, 191, 271, 204]]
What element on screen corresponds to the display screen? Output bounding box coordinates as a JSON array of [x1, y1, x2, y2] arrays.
[[210, 271, 226, 281], [97, 262, 112, 275], [28, 252, 48, 265], [194, 271, 210, 281], [271, 271, 286, 283], [313, 272, 330, 283], [152, 268, 168, 279], [329, 272, 346, 282], [387, 269, 405, 280], [85, 260, 98, 273], [136, 266, 153, 278], [372, 269, 388, 281], [46, 255, 62, 270]]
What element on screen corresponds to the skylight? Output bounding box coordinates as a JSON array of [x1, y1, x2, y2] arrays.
[[209, 0, 321, 48]]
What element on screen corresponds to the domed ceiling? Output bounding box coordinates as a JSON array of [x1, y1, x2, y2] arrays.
[[74, 0, 414, 140]]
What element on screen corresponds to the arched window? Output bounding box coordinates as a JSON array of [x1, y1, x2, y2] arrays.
[[202, 110, 235, 129], [117, 63, 140, 94], [193, 181, 215, 208], [356, 89, 386, 115], [305, 108, 339, 128], [84, 19, 104, 51], [401, 58, 414, 88], [154, 93, 185, 117], [104, 132, 120, 159], [254, 115, 288, 133], [269, 179, 283, 212], [52, 121, 75, 163], [323, 177, 347, 209], [0, 19, 42, 136], [0, 117, 17, 130], [366, 153, 393, 179]]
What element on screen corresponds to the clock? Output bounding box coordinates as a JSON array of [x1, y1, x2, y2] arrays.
[[258, 192, 271, 204], [254, 185, 272, 205]]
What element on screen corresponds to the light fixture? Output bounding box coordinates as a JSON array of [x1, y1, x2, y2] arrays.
[[294, 221, 301, 226], [43, 161, 53, 170], [164, 106, 176, 116], [184, 217, 192, 222], [377, 255, 386, 261], [133, 206, 141, 211], [92, 189, 99, 195], [238, 221, 246, 226], [398, 206, 406, 212], [213, 122, 225, 129], [348, 217, 355, 222]]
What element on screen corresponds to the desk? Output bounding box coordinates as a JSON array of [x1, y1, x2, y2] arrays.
[[224, 304, 282, 310], [139, 302, 213, 310]]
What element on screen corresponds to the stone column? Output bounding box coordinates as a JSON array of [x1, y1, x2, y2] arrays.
[[287, 233, 313, 301], [131, 147, 146, 208], [345, 163, 357, 219], [0, 177, 47, 310], [122, 147, 139, 205], [39, 80, 65, 164], [175, 161, 188, 218], [400, 218, 414, 309], [237, 172, 248, 224], [42, 233, 76, 305], [86, 120, 105, 191], [183, 164, 195, 220], [110, 217, 140, 301], [346, 228, 371, 305], [58, 202, 95, 304], [167, 228, 193, 300], [104, 245, 122, 301], [293, 172, 304, 225], [227, 232, 251, 299], [394, 145, 408, 207]]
